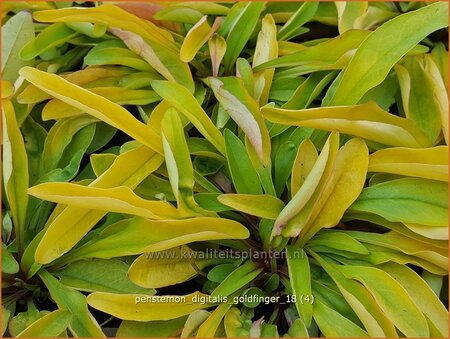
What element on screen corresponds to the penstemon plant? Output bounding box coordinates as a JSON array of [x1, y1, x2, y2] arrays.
[[1, 1, 448, 337]]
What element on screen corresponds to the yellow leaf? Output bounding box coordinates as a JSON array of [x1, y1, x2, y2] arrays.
[[196, 303, 232, 338], [19, 67, 163, 154], [1, 80, 14, 98], [87, 291, 212, 321], [368, 146, 448, 182], [217, 194, 284, 219], [262, 101, 431, 147], [291, 139, 318, 196], [16, 310, 71, 338], [180, 16, 221, 63]]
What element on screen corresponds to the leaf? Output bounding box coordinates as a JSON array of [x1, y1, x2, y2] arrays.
[[328, 2, 449, 105], [253, 14, 278, 105], [380, 262, 448, 337], [217, 194, 284, 219], [349, 178, 448, 226], [33, 4, 175, 49], [19, 67, 163, 154], [180, 16, 220, 63], [335, 2, 368, 34], [368, 146, 448, 181], [20, 23, 77, 61], [278, 2, 318, 41], [209, 34, 226, 77], [181, 310, 211, 338], [128, 247, 216, 288], [308, 231, 369, 255], [39, 270, 105, 337], [286, 246, 312, 326], [2, 243, 19, 274], [196, 303, 232, 338], [2, 98, 29, 255], [291, 139, 318, 195], [55, 258, 154, 294], [112, 28, 194, 93], [313, 299, 369, 337], [16, 310, 71, 338], [28, 182, 183, 219], [211, 261, 262, 298], [87, 291, 212, 321], [223, 129, 263, 195], [35, 146, 164, 264], [208, 77, 271, 165], [2, 11, 34, 83], [262, 101, 431, 148], [338, 265, 429, 337], [64, 216, 249, 261], [151, 80, 225, 155], [222, 2, 265, 73], [117, 317, 188, 338], [2, 306, 10, 336]]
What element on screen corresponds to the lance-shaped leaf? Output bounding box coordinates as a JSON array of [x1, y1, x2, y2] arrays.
[[368, 146, 448, 182], [16, 309, 71, 338], [291, 139, 318, 195], [300, 138, 369, 243], [162, 108, 214, 216], [63, 217, 249, 260], [431, 42, 448, 91], [197, 303, 232, 338], [338, 265, 429, 337], [87, 291, 212, 321], [262, 101, 431, 148], [349, 178, 448, 227], [35, 147, 164, 264], [151, 80, 225, 155], [33, 4, 175, 49], [335, 2, 368, 34], [112, 28, 194, 93], [222, 2, 265, 73], [180, 16, 221, 63], [117, 317, 188, 338], [275, 132, 339, 236], [2, 11, 34, 83], [39, 270, 105, 337], [208, 77, 271, 165], [20, 23, 78, 61], [19, 67, 163, 154], [217, 194, 284, 219], [328, 1, 449, 105], [2, 99, 29, 255], [278, 2, 318, 41], [252, 14, 277, 105], [2, 243, 19, 274], [209, 34, 226, 77], [286, 246, 312, 326], [128, 247, 217, 289], [211, 261, 263, 298], [380, 262, 448, 337], [182, 310, 211, 338], [27, 182, 183, 220]]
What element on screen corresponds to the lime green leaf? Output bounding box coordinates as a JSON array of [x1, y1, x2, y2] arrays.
[[368, 146, 448, 181], [2, 11, 34, 83], [19, 67, 163, 154], [16, 310, 71, 338], [55, 258, 154, 294], [65, 217, 249, 261], [180, 16, 220, 63], [39, 270, 105, 337], [309, 231, 369, 255], [431, 42, 448, 91], [286, 247, 312, 326], [87, 291, 212, 321], [278, 2, 318, 41], [338, 265, 429, 337], [291, 139, 318, 195], [33, 4, 175, 49], [151, 80, 225, 155], [20, 23, 77, 61], [208, 77, 271, 165], [262, 101, 431, 147], [286, 318, 308, 337], [117, 317, 188, 338], [2, 243, 19, 274], [224, 307, 251, 338], [35, 146, 164, 264], [196, 303, 232, 338], [328, 2, 449, 105], [335, 2, 368, 34], [181, 310, 211, 338], [2, 306, 10, 336], [128, 247, 216, 288], [218, 194, 284, 219], [224, 129, 263, 195], [2, 99, 29, 255], [313, 299, 369, 337], [349, 178, 448, 226]]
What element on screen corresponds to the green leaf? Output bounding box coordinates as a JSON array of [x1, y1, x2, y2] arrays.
[[218, 194, 284, 219], [328, 2, 449, 105], [2, 243, 19, 274], [117, 317, 188, 338], [2, 11, 35, 83], [16, 309, 71, 338], [39, 270, 105, 337], [55, 258, 154, 294], [278, 2, 318, 41], [224, 129, 263, 195], [196, 303, 232, 338], [209, 34, 227, 77], [181, 310, 211, 338]]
